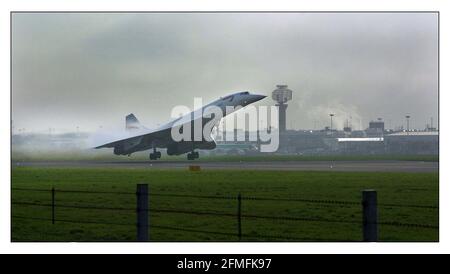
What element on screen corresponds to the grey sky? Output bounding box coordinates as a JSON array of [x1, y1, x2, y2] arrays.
[[12, 13, 438, 133]]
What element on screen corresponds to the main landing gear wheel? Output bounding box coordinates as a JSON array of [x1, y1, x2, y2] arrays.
[[149, 151, 161, 160], [187, 151, 199, 160]]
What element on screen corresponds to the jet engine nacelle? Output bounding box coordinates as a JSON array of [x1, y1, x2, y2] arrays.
[[166, 142, 192, 156], [166, 141, 216, 155], [113, 136, 142, 155], [113, 144, 125, 155]]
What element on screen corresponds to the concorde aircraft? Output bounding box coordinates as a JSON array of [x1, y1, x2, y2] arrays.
[[94, 92, 266, 160]]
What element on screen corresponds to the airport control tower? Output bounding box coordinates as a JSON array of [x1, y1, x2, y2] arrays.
[[272, 85, 293, 132]]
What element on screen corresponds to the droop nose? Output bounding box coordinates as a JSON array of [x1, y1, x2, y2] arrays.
[[250, 94, 266, 103], [242, 94, 266, 106]]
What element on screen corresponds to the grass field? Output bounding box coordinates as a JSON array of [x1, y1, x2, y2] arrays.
[[11, 167, 439, 242]]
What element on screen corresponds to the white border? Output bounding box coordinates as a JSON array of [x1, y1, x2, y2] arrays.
[[1, 0, 449, 254]]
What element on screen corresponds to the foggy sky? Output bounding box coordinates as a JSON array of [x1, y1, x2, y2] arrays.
[[12, 13, 438, 133]]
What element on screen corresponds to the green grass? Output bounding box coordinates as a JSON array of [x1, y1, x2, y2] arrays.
[[11, 167, 438, 242]]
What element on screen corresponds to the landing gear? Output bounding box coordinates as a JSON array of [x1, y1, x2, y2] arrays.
[[187, 151, 199, 160], [149, 148, 161, 160]]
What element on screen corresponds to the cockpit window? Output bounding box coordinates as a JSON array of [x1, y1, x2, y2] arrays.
[[239, 91, 249, 95]]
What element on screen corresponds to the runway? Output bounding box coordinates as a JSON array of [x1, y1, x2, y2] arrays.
[[13, 160, 439, 173]]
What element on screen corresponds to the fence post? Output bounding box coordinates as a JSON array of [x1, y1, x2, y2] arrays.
[[51, 187, 55, 224], [237, 193, 242, 241], [136, 184, 149, 242], [362, 189, 378, 242]]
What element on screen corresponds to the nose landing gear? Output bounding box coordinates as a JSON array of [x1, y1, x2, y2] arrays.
[[187, 151, 199, 160]]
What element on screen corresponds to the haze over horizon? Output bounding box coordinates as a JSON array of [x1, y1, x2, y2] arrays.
[[12, 13, 438, 134]]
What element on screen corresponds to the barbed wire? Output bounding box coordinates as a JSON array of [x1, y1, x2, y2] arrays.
[[12, 187, 50, 193], [151, 207, 360, 224], [12, 187, 438, 209], [150, 192, 236, 200], [12, 215, 347, 241], [377, 221, 439, 229], [12, 201, 135, 211], [12, 187, 134, 196], [149, 225, 347, 242], [12, 201, 359, 225], [241, 196, 360, 205], [12, 201, 438, 229], [12, 215, 134, 227], [377, 203, 438, 209]]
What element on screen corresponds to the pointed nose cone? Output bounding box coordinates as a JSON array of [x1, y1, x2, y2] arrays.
[[242, 93, 267, 106], [251, 94, 266, 103]]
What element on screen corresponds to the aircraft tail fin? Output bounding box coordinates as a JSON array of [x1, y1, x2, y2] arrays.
[[126, 113, 142, 131]]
